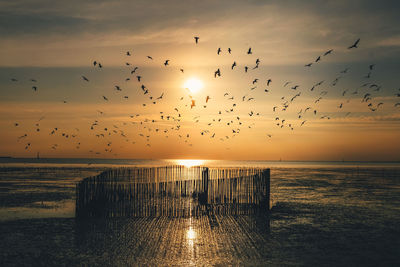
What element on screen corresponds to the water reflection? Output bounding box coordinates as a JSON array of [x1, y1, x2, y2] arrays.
[[74, 214, 270, 265]]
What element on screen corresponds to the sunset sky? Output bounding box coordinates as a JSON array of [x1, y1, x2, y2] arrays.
[[0, 0, 399, 160]]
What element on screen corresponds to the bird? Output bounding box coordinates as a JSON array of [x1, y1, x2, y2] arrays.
[[126, 51, 131, 56], [206, 96, 210, 103], [228, 48, 232, 54], [32, 86, 37, 91], [348, 38, 360, 49], [164, 60, 170, 66], [93, 61, 97, 66], [147, 56, 153, 60], [291, 85, 299, 90], [315, 56, 321, 62], [217, 48, 222, 55], [267, 79, 272, 86], [194, 36, 199, 44], [82, 76, 89, 82], [305, 63, 312, 67], [191, 100, 195, 109], [244, 66, 248, 73], [324, 49, 333, 56], [157, 93, 164, 100], [214, 69, 221, 78], [252, 79, 258, 84], [103, 96, 108, 101], [131, 67, 139, 74], [231, 61, 236, 69], [247, 47, 252, 54]]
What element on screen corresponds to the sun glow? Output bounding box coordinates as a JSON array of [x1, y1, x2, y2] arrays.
[[176, 159, 204, 167], [187, 227, 197, 240], [184, 77, 203, 94]]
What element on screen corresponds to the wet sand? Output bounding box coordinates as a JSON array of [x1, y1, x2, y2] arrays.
[[1, 166, 400, 266]]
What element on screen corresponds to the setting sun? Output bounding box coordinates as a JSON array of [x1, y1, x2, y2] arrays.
[[176, 159, 205, 167], [184, 77, 203, 94]]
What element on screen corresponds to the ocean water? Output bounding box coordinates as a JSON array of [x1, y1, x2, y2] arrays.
[[1, 159, 400, 266]]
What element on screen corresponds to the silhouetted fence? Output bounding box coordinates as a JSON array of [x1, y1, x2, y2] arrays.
[[76, 166, 270, 218]]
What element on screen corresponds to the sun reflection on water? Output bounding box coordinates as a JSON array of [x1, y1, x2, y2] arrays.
[[187, 227, 197, 240]]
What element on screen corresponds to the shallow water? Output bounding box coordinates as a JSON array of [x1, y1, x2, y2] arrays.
[[1, 163, 400, 266]]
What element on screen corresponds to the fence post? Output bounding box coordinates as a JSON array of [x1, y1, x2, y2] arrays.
[[199, 167, 209, 205], [262, 169, 270, 212]]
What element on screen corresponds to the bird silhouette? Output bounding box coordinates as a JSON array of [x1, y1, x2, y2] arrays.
[[194, 36, 199, 44], [164, 60, 170, 66], [247, 47, 252, 54], [82, 76, 89, 82], [348, 38, 360, 49], [231, 61, 236, 69]]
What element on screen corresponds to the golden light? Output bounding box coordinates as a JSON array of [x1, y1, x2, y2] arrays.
[[186, 227, 197, 240], [184, 77, 203, 94], [176, 159, 204, 168]]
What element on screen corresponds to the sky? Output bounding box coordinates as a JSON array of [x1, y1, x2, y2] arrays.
[[0, 0, 399, 161]]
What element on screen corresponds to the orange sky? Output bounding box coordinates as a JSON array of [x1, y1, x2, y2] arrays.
[[0, 0, 399, 160]]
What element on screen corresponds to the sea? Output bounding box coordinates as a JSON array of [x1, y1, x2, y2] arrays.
[[1, 158, 399, 266]]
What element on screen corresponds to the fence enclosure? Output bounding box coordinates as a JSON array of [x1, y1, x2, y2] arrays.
[[76, 166, 270, 218]]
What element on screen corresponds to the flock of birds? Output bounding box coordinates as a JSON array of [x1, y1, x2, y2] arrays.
[[8, 36, 400, 156]]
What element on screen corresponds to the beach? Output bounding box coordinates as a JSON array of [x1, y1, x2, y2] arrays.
[[1, 161, 400, 266]]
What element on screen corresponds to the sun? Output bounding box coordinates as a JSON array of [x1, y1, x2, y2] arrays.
[[184, 77, 203, 94], [176, 159, 204, 168]]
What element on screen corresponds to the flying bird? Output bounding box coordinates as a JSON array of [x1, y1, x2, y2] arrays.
[[247, 47, 252, 54], [82, 76, 89, 82], [194, 36, 199, 44], [214, 68, 221, 78], [348, 38, 360, 49], [232, 61, 236, 69], [324, 49, 333, 56], [164, 60, 170, 66]]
